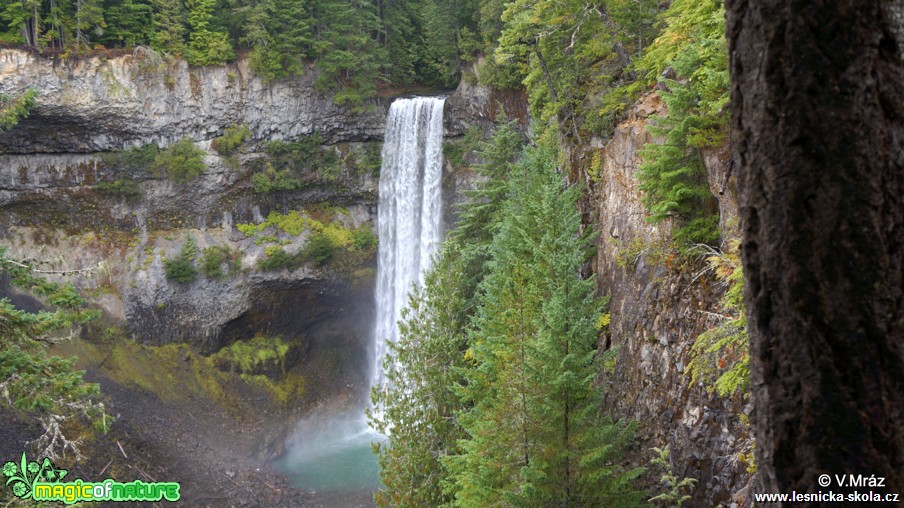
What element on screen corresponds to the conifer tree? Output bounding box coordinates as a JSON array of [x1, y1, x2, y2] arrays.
[[150, 0, 185, 54], [74, 0, 104, 49], [379, 0, 419, 85], [101, 0, 153, 48], [243, 0, 315, 81], [311, 0, 384, 108], [0, 249, 110, 459], [369, 246, 469, 508], [184, 0, 233, 65], [447, 138, 647, 507]]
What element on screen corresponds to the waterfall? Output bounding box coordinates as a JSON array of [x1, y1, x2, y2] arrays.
[[371, 97, 445, 394]]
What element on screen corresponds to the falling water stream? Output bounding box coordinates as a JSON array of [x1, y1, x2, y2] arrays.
[[279, 97, 445, 502]]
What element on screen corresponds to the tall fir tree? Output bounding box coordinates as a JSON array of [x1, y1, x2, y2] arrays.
[[100, 0, 153, 48], [311, 0, 384, 108], [447, 137, 647, 507], [184, 0, 233, 65], [150, 0, 185, 55]]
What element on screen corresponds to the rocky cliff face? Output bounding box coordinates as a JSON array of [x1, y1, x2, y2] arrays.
[[0, 48, 491, 402], [593, 93, 749, 505], [0, 47, 494, 154], [0, 48, 384, 153]]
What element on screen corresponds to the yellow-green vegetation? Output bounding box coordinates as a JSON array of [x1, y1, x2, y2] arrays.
[[614, 236, 680, 271], [238, 209, 377, 272], [686, 239, 749, 398], [70, 330, 304, 412], [209, 334, 291, 376]]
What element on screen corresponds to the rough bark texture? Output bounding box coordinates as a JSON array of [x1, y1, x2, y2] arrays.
[[727, 0, 904, 500]]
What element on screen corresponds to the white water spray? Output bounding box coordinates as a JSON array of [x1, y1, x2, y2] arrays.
[[371, 96, 445, 395]]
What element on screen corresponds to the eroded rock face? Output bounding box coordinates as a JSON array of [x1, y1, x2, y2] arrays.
[[0, 48, 387, 153], [0, 48, 492, 377], [0, 48, 507, 154], [593, 93, 749, 505]]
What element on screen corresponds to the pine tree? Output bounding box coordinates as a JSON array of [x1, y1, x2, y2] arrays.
[[0, 248, 110, 459], [448, 117, 523, 317], [635, 0, 726, 248], [101, 0, 153, 48], [0, 0, 42, 47], [420, 0, 459, 87], [0, 89, 38, 132], [242, 0, 316, 81], [311, 0, 384, 108], [379, 0, 419, 85]]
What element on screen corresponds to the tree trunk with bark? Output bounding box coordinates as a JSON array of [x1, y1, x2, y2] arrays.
[[726, 0, 904, 500]]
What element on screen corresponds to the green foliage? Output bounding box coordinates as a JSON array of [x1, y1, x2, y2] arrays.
[[184, 0, 234, 65], [351, 226, 377, 253], [257, 245, 298, 271], [199, 245, 241, 279], [343, 142, 382, 176], [0, 89, 38, 131], [249, 133, 347, 189], [302, 233, 335, 266], [95, 178, 142, 199], [649, 446, 697, 506], [100, 0, 153, 48], [447, 138, 647, 507], [212, 124, 250, 155], [249, 163, 303, 193], [309, 0, 384, 110], [150, 0, 185, 55], [210, 334, 291, 376], [635, 0, 727, 248], [369, 247, 469, 507], [686, 240, 749, 398], [0, 248, 110, 458], [164, 236, 198, 283], [442, 125, 483, 170], [241, 209, 374, 271], [103, 143, 160, 172], [151, 137, 207, 183]]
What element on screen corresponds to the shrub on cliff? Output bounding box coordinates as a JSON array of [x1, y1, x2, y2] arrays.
[[302, 233, 335, 266], [164, 236, 198, 282], [152, 138, 206, 183], [199, 245, 241, 279], [212, 124, 251, 156]]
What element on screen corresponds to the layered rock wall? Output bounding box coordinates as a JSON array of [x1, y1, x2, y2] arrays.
[[593, 94, 749, 505]]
